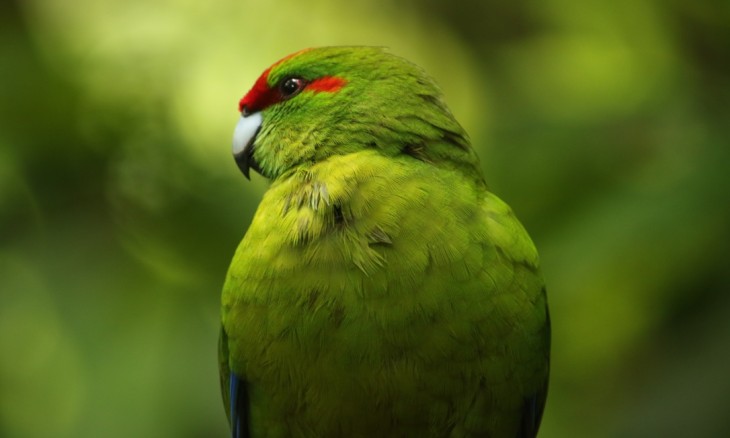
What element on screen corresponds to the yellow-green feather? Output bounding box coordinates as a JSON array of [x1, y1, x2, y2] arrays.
[[222, 151, 548, 436]]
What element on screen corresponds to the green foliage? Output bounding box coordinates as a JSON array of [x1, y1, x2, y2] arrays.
[[1, 0, 729, 436]]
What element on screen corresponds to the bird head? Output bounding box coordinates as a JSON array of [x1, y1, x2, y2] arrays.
[[232, 46, 474, 180]]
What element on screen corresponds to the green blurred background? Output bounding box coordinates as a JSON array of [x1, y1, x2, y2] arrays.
[[2, 0, 729, 436]]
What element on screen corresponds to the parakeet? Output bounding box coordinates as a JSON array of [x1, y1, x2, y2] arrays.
[[219, 47, 550, 438]]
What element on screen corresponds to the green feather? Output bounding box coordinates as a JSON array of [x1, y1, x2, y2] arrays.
[[221, 46, 549, 437]]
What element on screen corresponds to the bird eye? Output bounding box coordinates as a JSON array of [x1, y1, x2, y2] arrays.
[[279, 77, 306, 98]]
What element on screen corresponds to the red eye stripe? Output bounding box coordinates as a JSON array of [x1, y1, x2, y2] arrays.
[[306, 76, 347, 93], [238, 68, 347, 114]]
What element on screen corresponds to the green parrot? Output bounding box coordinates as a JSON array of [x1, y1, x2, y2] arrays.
[[219, 46, 549, 438]]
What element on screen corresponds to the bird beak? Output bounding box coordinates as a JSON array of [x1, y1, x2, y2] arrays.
[[232, 111, 263, 179]]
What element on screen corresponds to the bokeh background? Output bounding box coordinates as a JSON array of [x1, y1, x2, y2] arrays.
[[2, 0, 729, 436]]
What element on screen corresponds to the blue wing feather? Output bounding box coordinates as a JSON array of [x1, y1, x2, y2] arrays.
[[229, 372, 250, 438], [220, 326, 250, 438]]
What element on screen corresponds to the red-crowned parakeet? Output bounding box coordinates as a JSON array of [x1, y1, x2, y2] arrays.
[[219, 46, 550, 438]]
